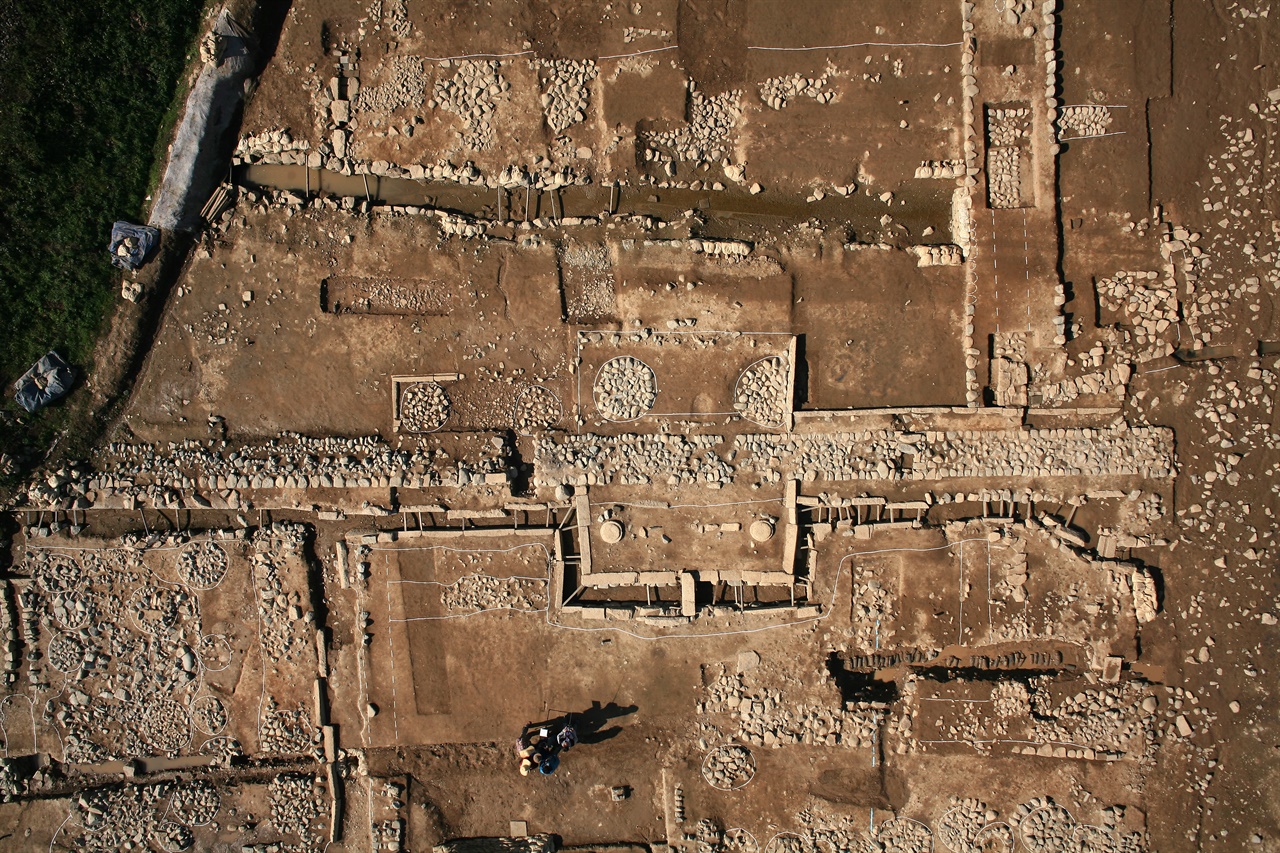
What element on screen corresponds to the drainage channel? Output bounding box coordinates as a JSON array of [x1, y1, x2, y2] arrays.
[[238, 164, 956, 243]]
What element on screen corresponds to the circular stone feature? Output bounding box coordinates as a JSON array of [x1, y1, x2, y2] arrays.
[[593, 356, 657, 421], [749, 520, 775, 542], [191, 695, 228, 735], [973, 823, 1016, 853], [48, 631, 84, 674], [701, 744, 756, 790], [177, 540, 228, 589], [399, 382, 451, 432], [600, 520, 624, 544], [513, 385, 562, 433], [139, 699, 191, 754], [197, 634, 233, 672]]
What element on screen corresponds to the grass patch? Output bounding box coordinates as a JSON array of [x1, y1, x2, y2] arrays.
[[0, 0, 205, 468]]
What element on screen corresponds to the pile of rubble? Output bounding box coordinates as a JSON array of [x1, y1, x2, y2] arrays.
[[178, 540, 229, 588], [252, 525, 312, 667], [512, 385, 561, 433], [1011, 798, 1078, 853], [192, 694, 229, 735], [644, 86, 741, 165], [22, 433, 516, 511], [987, 145, 1023, 208], [234, 129, 311, 165], [269, 772, 325, 844], [986, 105, 1031, 147], [938, 798, 997, 852], [171, 779, 221, 825], [1035, 361, 1132, 405], [18, 542, 223, 763], [594, 356, 658, 421], [536, 433, 731, 488], [399, 382, 451, 432], [440, 574, 547, 613], [432, 60, 508, 150], [1057, 104, 1112, 139], [850, 570, 896, 650], [1096, 270, 1179, 351], [758, 68, 836, 110], [874, 817, 933, 853], [904, 426, 1174, 481], [701, 744, 755, 789], [69, 782, 176, 852], [734, 357, 788, 427], [355, 56, 425, 114], [537, 59, 598, 133], [1027, 681, 1158, 760], [260, 698, 316, 756], [700, 672, 884, 750]]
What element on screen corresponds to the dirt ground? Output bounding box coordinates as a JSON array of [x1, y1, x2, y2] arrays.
[[2, 0, 1280, 852]]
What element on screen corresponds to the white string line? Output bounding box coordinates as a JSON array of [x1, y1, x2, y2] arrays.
[[1057, 130, 1128, 141], [423, 45, 680, 63], [392, 605, 548, 622], [383, 554, 400, 744], [599, 45, 680, 60], [392, 574, 547, 584], [747, 41, 962, 51], [1059, 104, 1129, 109], [48, 810, 72, 853], [918, 737, 1096, 750], [423, 50, 534, 62]]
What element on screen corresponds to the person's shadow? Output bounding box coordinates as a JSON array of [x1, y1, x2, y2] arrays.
[[570, 700, 638, 745]]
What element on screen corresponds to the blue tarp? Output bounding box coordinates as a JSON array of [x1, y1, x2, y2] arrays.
[[108, 221, 160, 270], [14, 351, 75, 413]]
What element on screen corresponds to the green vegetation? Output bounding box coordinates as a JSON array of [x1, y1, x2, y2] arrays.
[[0, 0, 203, 465]]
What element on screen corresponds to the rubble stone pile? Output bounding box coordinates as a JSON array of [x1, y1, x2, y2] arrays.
[[1057, 105, 1112, 139], [178, 540, 229, 589], [734, 357, 788, 427], [235, 129, 311, 165], [269, 772, 325, 844], [874, 817, 933, 853], [537, 433, 730, 488], [440, 574, 547, 613], [432, 60, 508, 150], [644, 86, 741, 165], [594, 356, 658, 421], [938, 798, 996, 853], [513, 385, 561, 433], [356, 56, 428, 114], [22, 433, 520, 510], [399, 382, 452, 432], [759, 69, 836, 110], [701, 744, 755, 789], [537, 59, 598, 133], [701, 672, 884, 749], [1096, 270, 1179, 351]]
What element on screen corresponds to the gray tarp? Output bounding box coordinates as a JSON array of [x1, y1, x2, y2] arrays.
[[108, 221, 160, 270], [14, 351, 75, 413]]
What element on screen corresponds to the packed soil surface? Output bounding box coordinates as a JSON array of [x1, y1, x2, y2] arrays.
[[2, 1, 1279, 852]]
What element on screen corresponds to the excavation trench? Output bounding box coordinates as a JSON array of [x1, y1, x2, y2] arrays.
[[238, 164, 955, 243]]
